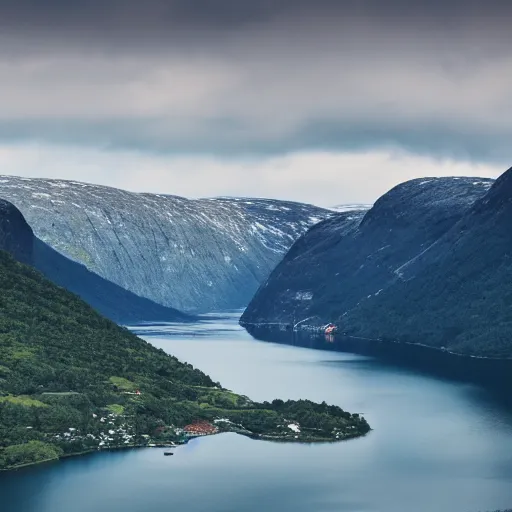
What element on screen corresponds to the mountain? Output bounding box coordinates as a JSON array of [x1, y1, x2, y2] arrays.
[[342, 168, 512, 358], [328, 203, 372, 212], [32, 239, 192, 324], [0, 176, 330, 312], [0, 250, 369, 469], [0, 199, 191, 324], [0, 199, 33, 265], [241, 177, 494, 330]]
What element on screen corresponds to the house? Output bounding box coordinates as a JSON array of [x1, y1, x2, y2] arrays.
[[324, 323, 337, 335], [182, 421, 219, 437]]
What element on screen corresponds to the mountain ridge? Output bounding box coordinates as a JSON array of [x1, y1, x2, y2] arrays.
[[241, 176, 493, 328], [0, 175, 330, 312], [342, 168, 512, 357]]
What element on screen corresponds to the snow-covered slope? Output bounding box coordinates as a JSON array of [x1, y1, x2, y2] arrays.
[[0, 176, 330, 312], [328, 204, 372, 212]]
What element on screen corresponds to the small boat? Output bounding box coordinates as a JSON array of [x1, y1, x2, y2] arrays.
[[163, 451, 174, 456]]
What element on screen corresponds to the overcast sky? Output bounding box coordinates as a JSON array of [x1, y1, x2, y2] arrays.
[[0, 0, 509, 206]]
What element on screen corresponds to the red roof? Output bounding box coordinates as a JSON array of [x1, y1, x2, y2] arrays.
[[183, 421, 218, 434]]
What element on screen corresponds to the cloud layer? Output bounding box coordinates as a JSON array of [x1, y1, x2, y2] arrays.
[[0, 1, 511, 162]]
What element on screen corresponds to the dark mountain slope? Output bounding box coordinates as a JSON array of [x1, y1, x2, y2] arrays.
[[241, 177, 493, 327], [0, 176, 330, 312], [343, 168, 512, 358], [0, 199, 190, 324], [241, 210, 365, 326], [0, 199, 33, 265]]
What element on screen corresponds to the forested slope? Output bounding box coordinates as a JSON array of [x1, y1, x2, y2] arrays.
[[0, 251, 369, 469]]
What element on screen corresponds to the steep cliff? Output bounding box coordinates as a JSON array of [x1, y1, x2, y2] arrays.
[[0, 177, 330, 312]]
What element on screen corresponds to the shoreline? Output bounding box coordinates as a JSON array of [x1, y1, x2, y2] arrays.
[[1, 427, 370, 473], [0, 442, 182, 472], [0, 444, 147, 472], [239, 320, 512, 361], [241, 322, 512, 394]]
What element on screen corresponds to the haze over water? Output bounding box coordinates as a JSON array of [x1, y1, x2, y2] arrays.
[[1, 312, 511, 512]]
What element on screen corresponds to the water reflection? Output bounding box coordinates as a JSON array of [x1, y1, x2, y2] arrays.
[[245, 325, 512, 401]]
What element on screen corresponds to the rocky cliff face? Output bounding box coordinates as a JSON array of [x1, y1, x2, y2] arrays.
[[0, 176, 329, 312], [0, 198, 190, 324], [241, 177, 494, 329]]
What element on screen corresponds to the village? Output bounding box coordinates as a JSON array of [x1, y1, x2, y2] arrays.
[[48, 412, 311, 453], [40, 380, 364, 455], [49, 413, 231, 452]]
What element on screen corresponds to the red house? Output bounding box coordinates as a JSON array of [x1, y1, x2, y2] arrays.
[[182, 421, 218, 436], [324, 324, 337, 335]]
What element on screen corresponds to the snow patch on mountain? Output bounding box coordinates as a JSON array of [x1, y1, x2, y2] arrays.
[[328, 204, 372, 213]]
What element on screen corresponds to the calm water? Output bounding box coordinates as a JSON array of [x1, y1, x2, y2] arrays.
[[1, 312, 512, 512]]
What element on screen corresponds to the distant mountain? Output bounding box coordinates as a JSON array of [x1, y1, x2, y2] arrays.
[[343, 169, 512, 358], [241, 177, 495, 345], [328, 203, 372, 212], [0, 199, 191, 324], [0, 176, 330, 312]]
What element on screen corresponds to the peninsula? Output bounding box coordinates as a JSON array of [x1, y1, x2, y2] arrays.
[[0, 251, 370, 470]]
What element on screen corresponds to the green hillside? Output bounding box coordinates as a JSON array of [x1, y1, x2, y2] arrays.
[[0, 251, 369, 469]]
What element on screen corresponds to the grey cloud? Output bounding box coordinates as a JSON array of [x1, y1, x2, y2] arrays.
[[0, 1, 511, 163], [1, 1, 511, 31], [0, 117, 509, 163]]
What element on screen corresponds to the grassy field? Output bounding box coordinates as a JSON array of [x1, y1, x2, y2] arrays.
[[0, 395, 47, 407]]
